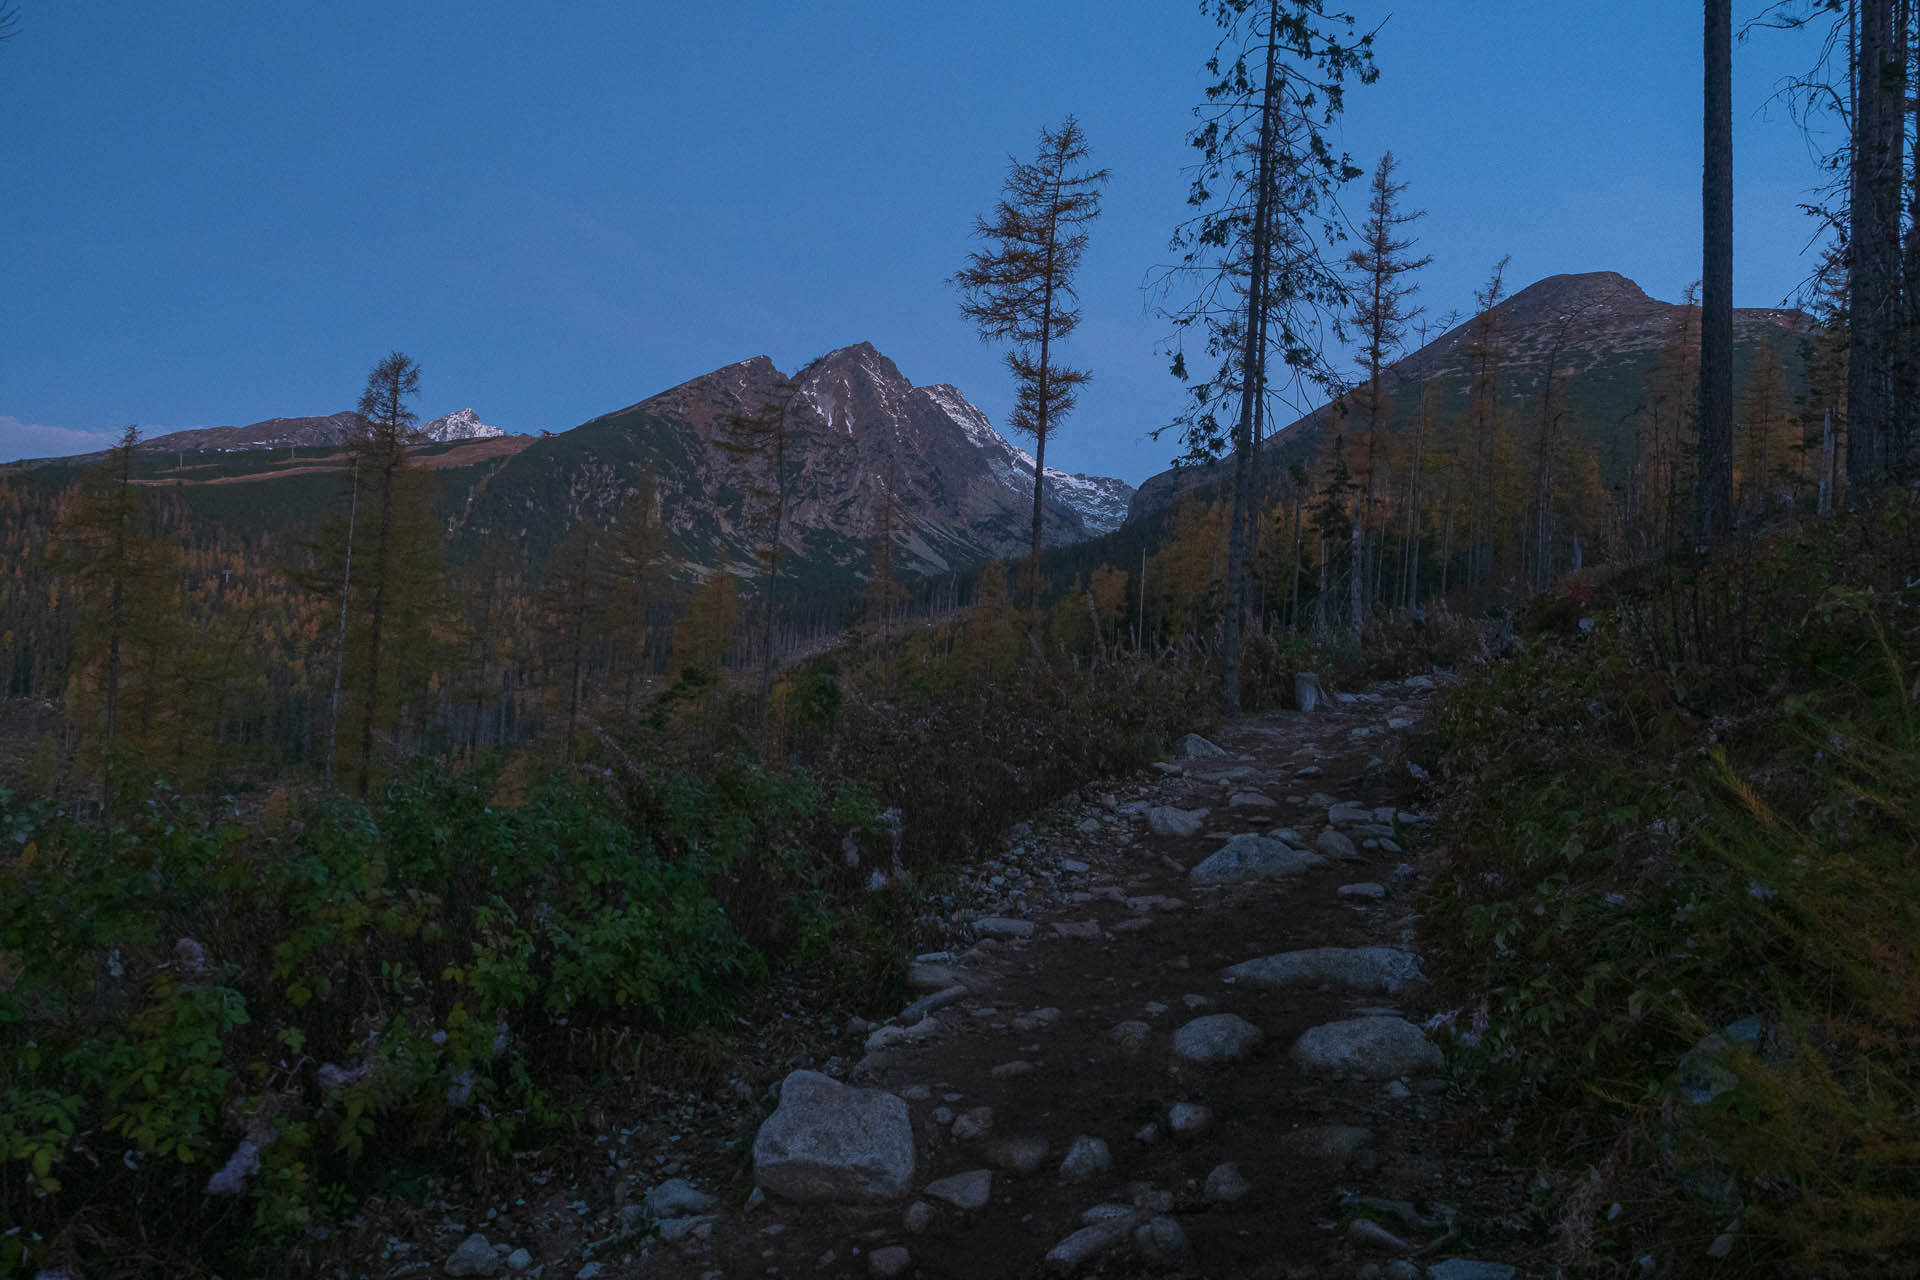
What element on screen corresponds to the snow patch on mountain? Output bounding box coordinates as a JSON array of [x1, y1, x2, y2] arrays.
[[918, 383, 1134, 534], [413, 408, 506, 443]]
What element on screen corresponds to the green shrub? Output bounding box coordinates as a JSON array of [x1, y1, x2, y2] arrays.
[[0, 760, 810, 1275], [1415, 491, 1920, 1272]]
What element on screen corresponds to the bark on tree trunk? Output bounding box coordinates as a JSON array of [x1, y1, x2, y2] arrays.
[[1223, 3, 1282, 716], [1698, 0, 1735, 540], [1850, 0, 1903, 496]]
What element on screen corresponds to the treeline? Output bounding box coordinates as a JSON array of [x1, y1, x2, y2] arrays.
[[1059, 286, 1828, 661]]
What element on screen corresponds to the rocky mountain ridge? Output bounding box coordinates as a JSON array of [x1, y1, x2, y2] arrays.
[[460, 342, 1135, 584]]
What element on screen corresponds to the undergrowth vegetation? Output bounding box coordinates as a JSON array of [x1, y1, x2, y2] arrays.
[[1416, 491, 1920, 1274], [0, 576, 1343, 1278], [0, 761, 826, 1275]]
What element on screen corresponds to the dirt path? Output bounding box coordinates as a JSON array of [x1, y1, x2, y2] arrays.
[[447, 678, 1536, 1280]]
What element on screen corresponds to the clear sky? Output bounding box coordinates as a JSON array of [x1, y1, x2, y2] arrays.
[[0, 1, 1838, 480]]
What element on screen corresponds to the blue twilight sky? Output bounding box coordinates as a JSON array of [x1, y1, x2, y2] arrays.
[[0, 2, 1839, 480]]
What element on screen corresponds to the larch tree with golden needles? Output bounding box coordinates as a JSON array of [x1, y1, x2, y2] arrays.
[[953, 115, 1108, 606]]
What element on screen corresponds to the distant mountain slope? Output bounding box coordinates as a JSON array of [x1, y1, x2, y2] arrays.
[[1128, 271, 1812, 520], [6, 347, 1131, 592], [136, 412, 369, 455], [458, 342, 1135, 586], [125, 407, 508, 457]]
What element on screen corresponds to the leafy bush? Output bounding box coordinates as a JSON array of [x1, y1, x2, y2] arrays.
[[0, 758, 860, 1276]]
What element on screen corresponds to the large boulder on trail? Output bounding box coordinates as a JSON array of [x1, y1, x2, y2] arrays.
[[1188, 835, 1322, 885], [753, 1070, 916, 1203]]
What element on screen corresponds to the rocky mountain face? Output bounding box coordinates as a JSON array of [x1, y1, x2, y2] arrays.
[[413, 408, 507, 444], [459, 343, 1134, 586], [1128, 271, 1811, 520]]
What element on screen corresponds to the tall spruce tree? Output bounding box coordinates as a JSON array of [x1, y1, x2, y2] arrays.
[[1345, 151, 1430, 640], [347, 351, 429, 793], [1159, 0, 1374, 711], [953, 115, 1109, 604]]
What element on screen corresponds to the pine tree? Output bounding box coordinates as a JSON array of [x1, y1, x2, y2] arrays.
[[953, 115, 1109, 604], [1345, 152, 1431, 639], [298, 351, 443, 793], [1159, 0, 1375, 710]]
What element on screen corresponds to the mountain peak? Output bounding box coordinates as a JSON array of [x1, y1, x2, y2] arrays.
[[414, 407, 507, 443], [807, 342, 905, 387], [818, 340, 884, 360], [1502, 271, 1655, 319]]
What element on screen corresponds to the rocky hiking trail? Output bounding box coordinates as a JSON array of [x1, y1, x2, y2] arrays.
[[440, 679, 1538, 1280]]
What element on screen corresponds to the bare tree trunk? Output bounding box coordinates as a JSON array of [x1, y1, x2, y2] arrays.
[[1698, 0, 1735, 539], [1851, 0, 1903, 495], [1223, 4, 1282, 715]]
